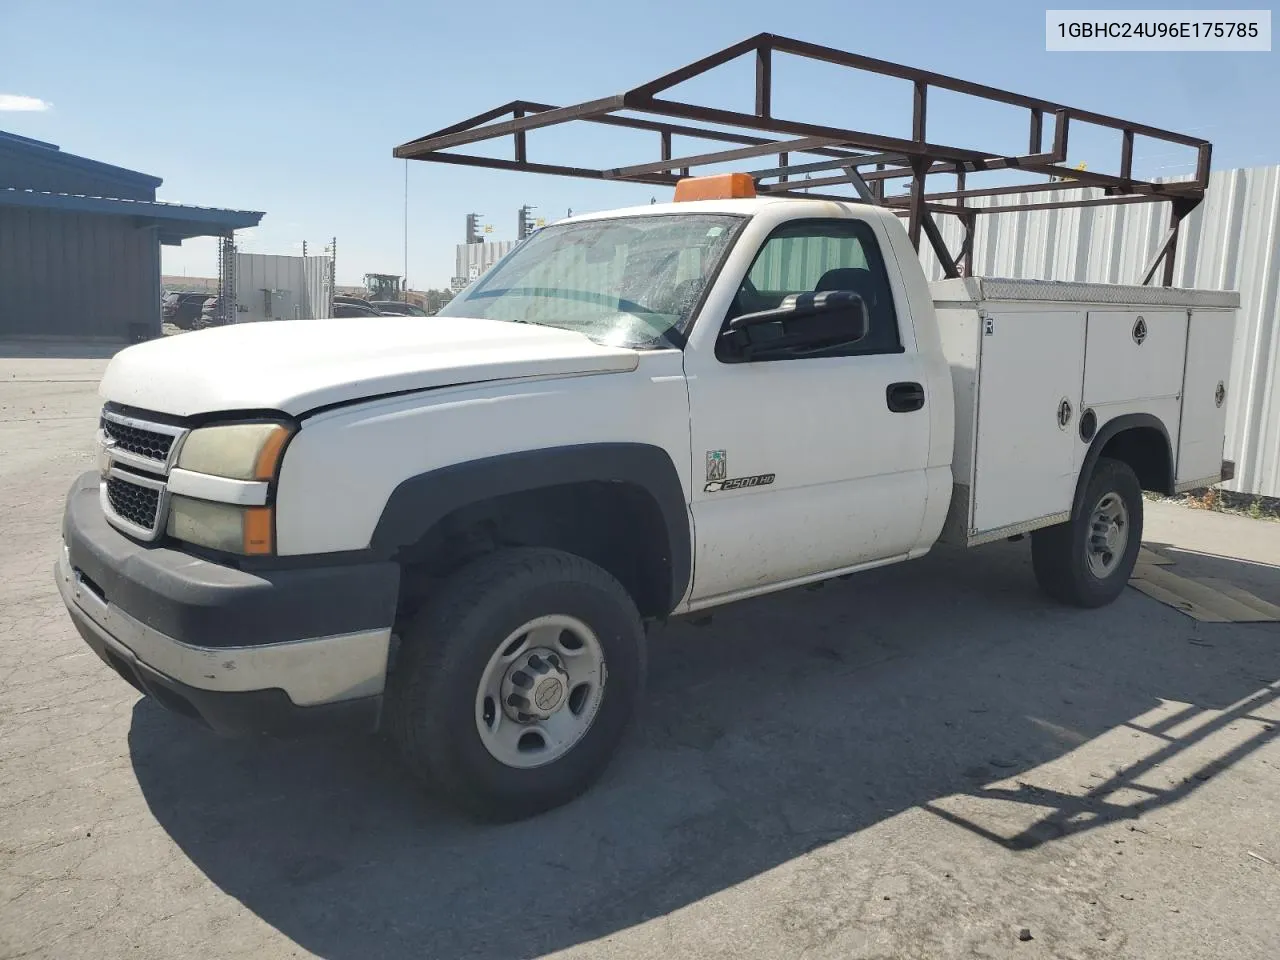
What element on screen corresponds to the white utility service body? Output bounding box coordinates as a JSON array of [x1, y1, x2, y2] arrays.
[[931, 276, 1238, 547], [55, 195, 1239, 821]]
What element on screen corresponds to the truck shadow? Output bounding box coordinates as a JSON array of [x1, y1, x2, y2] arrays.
[[127, 538, 1280, 960]]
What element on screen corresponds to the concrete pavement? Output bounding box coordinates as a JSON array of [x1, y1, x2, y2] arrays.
[[2, 352, 1277, 960]]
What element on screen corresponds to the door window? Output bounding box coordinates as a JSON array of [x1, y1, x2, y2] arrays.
[[721, 219, 902, 360]]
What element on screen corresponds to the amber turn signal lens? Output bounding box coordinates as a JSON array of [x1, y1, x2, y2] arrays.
[[253, 426, 292, 481], [243, 507, 274, 555]]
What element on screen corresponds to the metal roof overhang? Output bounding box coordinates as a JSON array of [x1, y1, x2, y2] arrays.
[[0, 130, 164, 194], [0, 187, 264, 245]]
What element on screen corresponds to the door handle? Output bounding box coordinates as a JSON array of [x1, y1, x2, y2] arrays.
[[886, 381, 925, 413]]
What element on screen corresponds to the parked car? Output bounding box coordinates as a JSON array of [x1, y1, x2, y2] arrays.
[[198, 297, 221, 328], [162, 292, 210, 330], [371, 300, 428, 317], [333, 302, 382, 318]]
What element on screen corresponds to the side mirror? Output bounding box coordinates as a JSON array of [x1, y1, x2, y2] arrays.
[[723, 289, 869, 360]]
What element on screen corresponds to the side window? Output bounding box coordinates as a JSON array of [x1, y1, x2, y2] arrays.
[[722, 219, 902, 359]]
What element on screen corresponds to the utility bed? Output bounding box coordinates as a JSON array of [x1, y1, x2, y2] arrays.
[[932, 277, 1240, 546]]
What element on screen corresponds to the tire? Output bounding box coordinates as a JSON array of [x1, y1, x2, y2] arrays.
[[388, 547, 646, 822], [1031, 457, 1143, 608]]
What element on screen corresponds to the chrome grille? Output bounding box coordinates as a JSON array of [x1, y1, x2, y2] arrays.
[[101, 417, 175, 464], [98, 408, 187, 541], [99, 409, 186, 473], [105, 474, 161, 532]]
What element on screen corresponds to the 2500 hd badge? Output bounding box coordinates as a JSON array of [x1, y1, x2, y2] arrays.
[[704, 473, 776, 493]]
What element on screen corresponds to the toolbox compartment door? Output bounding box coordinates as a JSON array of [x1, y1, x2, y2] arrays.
[[971, 309, 1086, 536], [1083, 309, 1187, 407], [1176, 309, 1236, 488]]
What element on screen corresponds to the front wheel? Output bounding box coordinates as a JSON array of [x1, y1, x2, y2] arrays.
[[389, 548, 645, 822], [1031, 457, 1143, 608]]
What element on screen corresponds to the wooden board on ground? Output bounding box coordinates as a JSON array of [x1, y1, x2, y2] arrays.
[[1137, 545, 1174, 566], [1129, 555, 1280, 623]]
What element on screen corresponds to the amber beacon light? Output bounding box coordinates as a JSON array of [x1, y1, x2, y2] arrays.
[[673, 173, 757, 202]]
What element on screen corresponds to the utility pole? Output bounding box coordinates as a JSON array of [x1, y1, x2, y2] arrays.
[[403, 159, 409, 291], [518, 205, 539, 240], [329, 236, 337, 314]]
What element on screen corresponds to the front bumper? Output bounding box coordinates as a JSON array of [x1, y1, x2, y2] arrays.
[[56, 472, 400, 737]]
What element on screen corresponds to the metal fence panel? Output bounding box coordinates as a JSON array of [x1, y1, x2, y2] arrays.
[[302, 255, 332, 319], [234, 253, 332, 322]]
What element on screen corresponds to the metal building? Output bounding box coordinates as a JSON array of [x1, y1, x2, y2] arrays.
[[455, 240, 515, 290], [0, 130, 263, 341]]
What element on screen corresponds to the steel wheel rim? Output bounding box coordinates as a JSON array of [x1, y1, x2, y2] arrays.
[[474, 614, 607, 769], [1086, 492, 1130, 579]]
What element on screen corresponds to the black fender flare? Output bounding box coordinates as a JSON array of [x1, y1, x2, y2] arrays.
[[370, 443, 691, 613], [1072, 412, 1174, 518]]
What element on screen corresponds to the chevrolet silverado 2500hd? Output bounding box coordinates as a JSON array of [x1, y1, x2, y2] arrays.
[[56, 185, 1238, 820]]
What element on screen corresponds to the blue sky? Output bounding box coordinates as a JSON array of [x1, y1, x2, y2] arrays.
[[2, 0, 1276, 288]]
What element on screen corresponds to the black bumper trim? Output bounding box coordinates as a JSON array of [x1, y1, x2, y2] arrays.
[[62, 472, 399, 649], [69, 608, 381, 737]]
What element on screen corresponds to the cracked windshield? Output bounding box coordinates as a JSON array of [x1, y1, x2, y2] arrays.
[[438, 214, 744, 347]]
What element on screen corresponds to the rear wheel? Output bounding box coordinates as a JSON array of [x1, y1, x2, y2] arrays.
[[389, 548, 645, 822], [1031, 457, 1143, 608]]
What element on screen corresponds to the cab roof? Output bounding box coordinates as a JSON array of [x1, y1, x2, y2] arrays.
[[555, 196, 904, 227]]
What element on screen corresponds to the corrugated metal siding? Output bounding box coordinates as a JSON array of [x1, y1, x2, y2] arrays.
[[749, 234, 870, 290], [0, 207, 158, 338], [302, 255, 332, 319], [234, 253, 332, 322], [916, 165, 1280, 498]]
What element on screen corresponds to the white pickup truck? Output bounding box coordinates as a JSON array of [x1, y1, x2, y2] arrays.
[[56, 184, 1238, 820]]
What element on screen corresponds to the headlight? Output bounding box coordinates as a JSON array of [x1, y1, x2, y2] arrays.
[[167, 496, 274, 555], [176, 422, 291, 481], [169, 421, 291, 555]]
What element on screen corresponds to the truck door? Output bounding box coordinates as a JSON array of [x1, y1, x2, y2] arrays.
[[683, 217, 932, 603]]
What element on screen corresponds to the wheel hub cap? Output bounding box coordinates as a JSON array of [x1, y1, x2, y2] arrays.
[[475, 614, 606, 770], [500, 648, 571, 722], [1087, 492, 1130, 578]]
